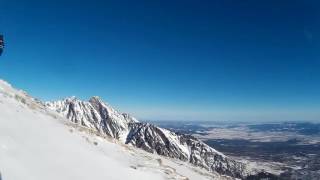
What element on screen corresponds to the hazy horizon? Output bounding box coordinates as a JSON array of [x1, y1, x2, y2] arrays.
[[1, 0, 319, 122]]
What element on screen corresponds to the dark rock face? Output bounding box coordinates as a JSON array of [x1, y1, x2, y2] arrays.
[[127, 123, 249, 179], [245, 172, 281, 180], [181, 134, 248, 178], [126, 123, 189, 160]]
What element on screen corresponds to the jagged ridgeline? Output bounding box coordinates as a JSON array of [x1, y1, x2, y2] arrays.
[[46, 97, 254, 179]]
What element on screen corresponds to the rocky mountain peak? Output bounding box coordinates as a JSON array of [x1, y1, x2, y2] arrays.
[[89, 96, 102, 103]]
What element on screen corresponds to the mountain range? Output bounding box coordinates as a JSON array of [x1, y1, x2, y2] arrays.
[[0, 79, 273, 180], [45, 96, 253, 179]]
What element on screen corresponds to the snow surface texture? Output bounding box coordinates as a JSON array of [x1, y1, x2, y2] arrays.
[[46, 96, 255, 178], [0, 79, 233, 180]]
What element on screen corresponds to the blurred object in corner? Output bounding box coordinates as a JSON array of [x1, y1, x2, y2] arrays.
[[0, 35, 4, 56]]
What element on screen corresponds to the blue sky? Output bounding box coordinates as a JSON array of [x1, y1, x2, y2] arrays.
[[0, 0, 320, 121]]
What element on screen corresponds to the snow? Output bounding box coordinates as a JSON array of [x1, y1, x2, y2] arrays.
[[0, 80, 167, 180], [0, 79, 225, 180]]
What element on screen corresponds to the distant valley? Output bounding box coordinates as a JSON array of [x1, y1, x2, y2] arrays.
[[151, 121, 320, 180]]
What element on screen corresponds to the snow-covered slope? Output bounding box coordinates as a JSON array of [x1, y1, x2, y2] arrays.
[[0, 79, 234, 180], [46, 96, 254, 179]]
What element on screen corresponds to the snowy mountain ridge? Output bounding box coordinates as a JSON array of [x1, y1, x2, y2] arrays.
[[1, 79, 238, 180], [45, 96, 136, 142], [46, 96, 254, 179]]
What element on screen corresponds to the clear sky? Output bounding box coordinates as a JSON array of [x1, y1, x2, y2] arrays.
[[0, 0, 319, 122]]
